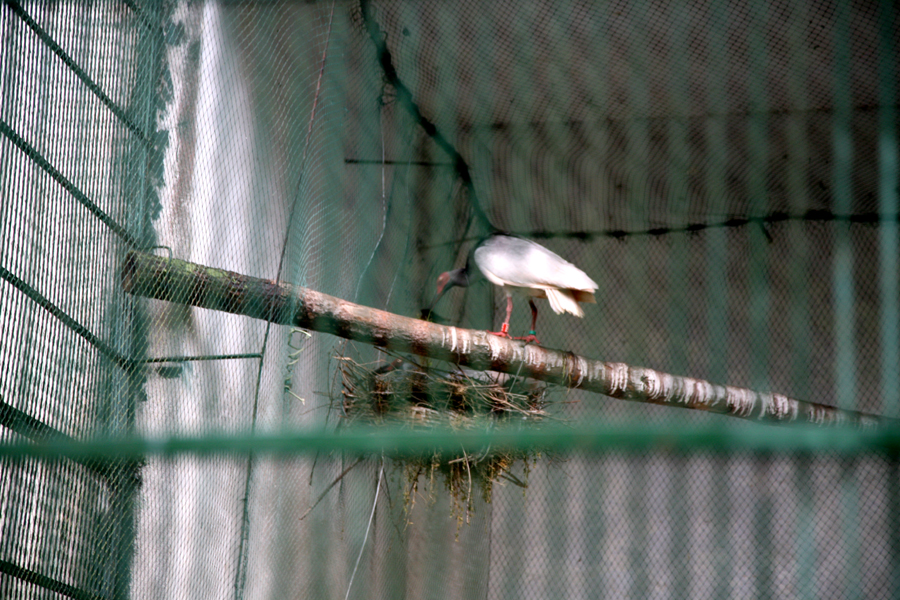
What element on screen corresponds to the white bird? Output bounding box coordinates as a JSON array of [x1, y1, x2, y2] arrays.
[[432, 234, 598, 343]]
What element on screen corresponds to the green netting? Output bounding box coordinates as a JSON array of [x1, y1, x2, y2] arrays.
[[1, 0, 899, 598]]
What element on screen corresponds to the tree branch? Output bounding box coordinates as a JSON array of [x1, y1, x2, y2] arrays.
[[122, 251, 884, 428]]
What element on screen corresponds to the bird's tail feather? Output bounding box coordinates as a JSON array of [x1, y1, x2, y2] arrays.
[[545, 288, 585, 317]]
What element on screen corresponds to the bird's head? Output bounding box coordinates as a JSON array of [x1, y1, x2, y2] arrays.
[[435, 271, 452, 296], [422, 268, 469, 322], [436, 268, 468, 296]]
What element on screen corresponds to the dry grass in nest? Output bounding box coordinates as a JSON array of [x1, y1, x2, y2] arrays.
[[333, 353, 555, 516]]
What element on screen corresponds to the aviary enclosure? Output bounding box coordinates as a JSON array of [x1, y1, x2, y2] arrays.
[[1, 1, 898, 598]]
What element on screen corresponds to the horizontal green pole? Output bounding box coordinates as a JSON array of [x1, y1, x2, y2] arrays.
[[1, 424, 899, 462]]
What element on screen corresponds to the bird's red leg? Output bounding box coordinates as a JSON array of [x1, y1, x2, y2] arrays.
[[514, 300, 540, 344], [488, 295, 513, 338]]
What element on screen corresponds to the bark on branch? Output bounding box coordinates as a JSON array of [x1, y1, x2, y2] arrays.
[[122, 251, 883, 428]]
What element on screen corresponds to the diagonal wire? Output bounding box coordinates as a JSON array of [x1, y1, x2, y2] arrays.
[[358, 0, 495, 236], [233, 3, 339, 598], [4, 0, 151, 143], [0, 120, 138, 246], [345, 458, 384, 600], [0, 265, 134, 370]]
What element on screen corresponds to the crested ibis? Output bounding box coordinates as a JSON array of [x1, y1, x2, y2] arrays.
[[432, 234, 598, 343]]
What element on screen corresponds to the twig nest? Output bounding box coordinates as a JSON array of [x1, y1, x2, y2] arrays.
[[333, 354, 555, 515]]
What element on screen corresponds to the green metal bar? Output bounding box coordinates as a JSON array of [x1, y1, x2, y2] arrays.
[[712, 457, 730, 599], [0, 397, 135, 481], [621, 4, 653, 371], [664, 14, 694, 594], [0, 398, 62, 442], [877, 0, 900, 419], [891, 460, 900, 600], [665, 0, 692, 377], [785, 0, 814, 416], [0, 265, 135, 371], [796, 456, 816, 600], [1, 423, 900, 461], [704, 0, 731, 396], [840, 464, 863, 600], [629, 458, 649, 598], [143, 353, 264, 363], [0, 558, 106, 600], [121, 0, 163, 33], [3, 0, 150, 143], [831, 0, 857, 410], [754, 461, 774, 599], [879, 0, 900, 584], [747, 1, 772, 396], [0, 120, 138, 246]]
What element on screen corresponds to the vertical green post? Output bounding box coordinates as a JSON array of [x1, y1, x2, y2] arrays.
[[831, 0, 857, 411]]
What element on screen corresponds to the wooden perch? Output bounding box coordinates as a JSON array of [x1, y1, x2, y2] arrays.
[[122, 251, 883, 428]]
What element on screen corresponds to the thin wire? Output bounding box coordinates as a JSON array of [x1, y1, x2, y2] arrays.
[[353, 98, 389, 303], [383, 153, 414, 307], [358, 0, 494, 234], [234, 3, 338, 597], [345, 458, 384, 600]]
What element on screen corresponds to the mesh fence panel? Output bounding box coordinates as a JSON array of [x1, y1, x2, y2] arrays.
[[1, 0, 899, 598]]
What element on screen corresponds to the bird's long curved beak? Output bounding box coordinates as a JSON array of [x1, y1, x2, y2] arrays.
[[422, 288, 448, 321], [422, 272, 453, 321]]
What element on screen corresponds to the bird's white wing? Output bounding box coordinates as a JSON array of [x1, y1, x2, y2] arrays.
[[474, 235, 598, 292]]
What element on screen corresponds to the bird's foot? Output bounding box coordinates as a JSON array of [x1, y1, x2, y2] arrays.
[[487, 322, 512, 338], [514, 331, 541, 345]]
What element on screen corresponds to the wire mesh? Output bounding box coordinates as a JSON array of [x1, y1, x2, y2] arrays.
[[1, 0, 899, 598]]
